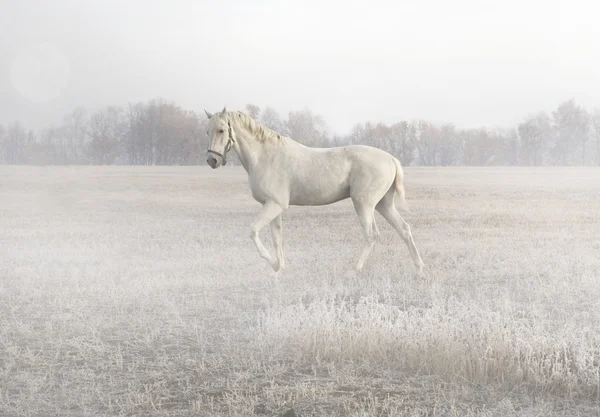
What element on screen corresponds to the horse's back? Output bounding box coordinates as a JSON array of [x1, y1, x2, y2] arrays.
[[286, 144, 396, 206]]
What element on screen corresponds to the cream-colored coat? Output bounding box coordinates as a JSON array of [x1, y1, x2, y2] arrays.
[[205, 107, 423, 275]]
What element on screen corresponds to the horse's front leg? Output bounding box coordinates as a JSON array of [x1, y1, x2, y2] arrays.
[[250, 200, 284, 271], [269, 214, 284, 272]]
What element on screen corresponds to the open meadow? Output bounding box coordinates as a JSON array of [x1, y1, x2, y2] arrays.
[[1, 165, 600, 417]]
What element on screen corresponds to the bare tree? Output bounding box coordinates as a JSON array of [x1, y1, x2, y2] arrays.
[[551, 99, 590, 165], [591, 109, 600, 166], [5, 122, 27, 164], [244, 103, 261, 120], [517, 112, 552, 166], [20, 128, 53, 165], [285, 108, 329, 147], [88, 106, 128, 164], [124, 99, 208, 166], [389, 121, 416, 166], [438, 123, 463, 166], [259, 106, 285, 133], [6, 98, 600, 167], [62, 107, 89, 164], [35, 127, 57, 165], [126, 102, 146, 165], [342, 121, 414, 164], [0, 125, 6, 164], [495, 127, 519, 166], [461, 128, 500, 166], [370, 122, 391, 150], [330, 134, 349, 147], [178, 110, 206, 165], [414, 120, 440, 166], [347, 122, 371, 146]]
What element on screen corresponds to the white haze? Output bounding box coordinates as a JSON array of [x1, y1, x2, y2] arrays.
[[1, 0, 599, 135]]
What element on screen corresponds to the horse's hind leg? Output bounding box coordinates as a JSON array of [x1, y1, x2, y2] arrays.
[[250, 200, 283, 271], [351, 201, 380, 273], [376, 192, 424, 273]]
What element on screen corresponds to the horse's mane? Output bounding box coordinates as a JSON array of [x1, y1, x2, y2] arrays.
[[226, 111, 283, 143]]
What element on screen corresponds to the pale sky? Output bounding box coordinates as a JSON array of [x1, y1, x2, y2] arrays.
[[1, 0, 599, 135]]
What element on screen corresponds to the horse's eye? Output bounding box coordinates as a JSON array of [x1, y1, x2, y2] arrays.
[[219, 129, 224, 133]]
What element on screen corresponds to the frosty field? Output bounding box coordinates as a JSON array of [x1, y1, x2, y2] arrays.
[[1, 165, 600, 417]]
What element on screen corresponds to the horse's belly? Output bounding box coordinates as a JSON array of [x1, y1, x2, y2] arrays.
[[289, 176, 350, 206]]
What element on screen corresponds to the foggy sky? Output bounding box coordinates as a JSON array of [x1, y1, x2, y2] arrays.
[[1, 0, 599, 135]]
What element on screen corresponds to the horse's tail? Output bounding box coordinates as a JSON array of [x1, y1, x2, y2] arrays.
[[392, 157, 409, 212]]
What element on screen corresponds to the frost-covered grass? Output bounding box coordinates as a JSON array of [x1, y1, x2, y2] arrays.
[[1, 165, 600, 416]]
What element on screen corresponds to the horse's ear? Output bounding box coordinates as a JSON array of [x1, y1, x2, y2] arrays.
[[204, 109, 213, 119], [221, 106, 227, 115]]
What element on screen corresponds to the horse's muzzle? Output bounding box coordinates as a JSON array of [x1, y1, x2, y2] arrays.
[[207, 156, 219, 169]]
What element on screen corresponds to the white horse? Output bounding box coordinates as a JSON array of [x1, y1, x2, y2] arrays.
[[205, 107, 424, 275]]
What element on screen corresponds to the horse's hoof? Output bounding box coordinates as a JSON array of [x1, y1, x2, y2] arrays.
[[272, 261, 285, 273]]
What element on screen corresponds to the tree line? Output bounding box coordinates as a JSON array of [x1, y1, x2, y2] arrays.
[[1, 98, 599, 166]]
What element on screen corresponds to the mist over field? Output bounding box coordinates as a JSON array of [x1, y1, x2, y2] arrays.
[[3, 1, 600, 416], [2, 166, 600, 416]]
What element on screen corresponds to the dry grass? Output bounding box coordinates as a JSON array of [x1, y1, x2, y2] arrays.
[[1, 165, 600, 417]]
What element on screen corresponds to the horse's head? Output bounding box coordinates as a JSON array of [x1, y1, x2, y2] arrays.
[[205, 106, 234, 169]]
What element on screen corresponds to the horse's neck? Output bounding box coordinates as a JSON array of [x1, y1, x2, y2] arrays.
[[233, 127, 263, 173]]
